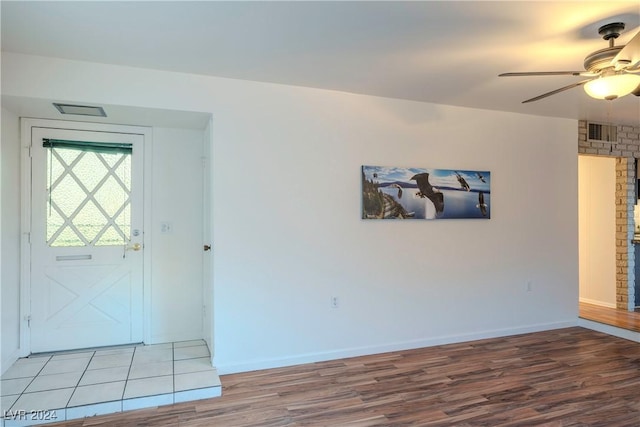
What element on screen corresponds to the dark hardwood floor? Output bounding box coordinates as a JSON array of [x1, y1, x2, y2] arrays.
[[49, 327, 640, 426]]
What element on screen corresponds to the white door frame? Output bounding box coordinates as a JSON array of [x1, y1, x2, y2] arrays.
[[19, 118, 153, 356]]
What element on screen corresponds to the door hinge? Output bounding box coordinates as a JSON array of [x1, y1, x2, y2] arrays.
[[24, 315, 32, 328], [204, 244, 212, 252]]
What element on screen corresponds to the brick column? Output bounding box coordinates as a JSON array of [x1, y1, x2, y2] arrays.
[[615, 158, 634, 309]]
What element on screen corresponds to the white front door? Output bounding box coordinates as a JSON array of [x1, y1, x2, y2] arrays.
[[30, 126, 144, 353]]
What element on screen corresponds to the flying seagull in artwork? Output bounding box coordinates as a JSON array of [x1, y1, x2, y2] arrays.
[[410, 173, 444, 215], [390, 183, 403, 199], [455, 172, 471, 191], [476, 191, 488, 217], [476, 172, 486, 183]]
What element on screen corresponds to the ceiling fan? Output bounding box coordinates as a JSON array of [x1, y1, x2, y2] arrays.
[[500, 22, 640, 103]]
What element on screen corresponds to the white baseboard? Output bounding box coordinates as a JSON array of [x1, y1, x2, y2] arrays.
[[148, 334, 204, 346], [579, 297, 617, 308], [215, 320, 578, 374]]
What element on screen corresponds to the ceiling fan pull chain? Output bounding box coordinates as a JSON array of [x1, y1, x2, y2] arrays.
[[607, 103, 613, 154]]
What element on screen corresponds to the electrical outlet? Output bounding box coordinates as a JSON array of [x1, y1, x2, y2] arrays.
[[331, 296, 339, 308]]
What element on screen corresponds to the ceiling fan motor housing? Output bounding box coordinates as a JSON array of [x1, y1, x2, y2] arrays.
[[584, 23, 627, 72], [584, 46, 624, 72]]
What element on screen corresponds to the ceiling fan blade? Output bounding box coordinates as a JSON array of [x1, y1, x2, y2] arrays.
[[613, 29, 640, 70], [521, 78, 595, 103], [499, 71, 587, 77]]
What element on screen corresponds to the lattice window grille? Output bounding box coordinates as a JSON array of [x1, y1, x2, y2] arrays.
[[46, 147, 131, 247]]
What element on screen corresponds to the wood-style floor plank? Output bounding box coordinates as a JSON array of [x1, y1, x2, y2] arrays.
[[47, 327, 640, 426], [579, 302, 640, 332]]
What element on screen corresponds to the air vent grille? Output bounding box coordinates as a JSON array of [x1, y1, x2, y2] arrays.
[[588, 122, 617, 142]]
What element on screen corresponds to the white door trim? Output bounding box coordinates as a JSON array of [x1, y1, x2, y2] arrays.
[[19, 118, 153, 356]]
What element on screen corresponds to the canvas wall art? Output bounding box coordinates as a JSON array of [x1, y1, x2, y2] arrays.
[[362, 165, 491, 220]]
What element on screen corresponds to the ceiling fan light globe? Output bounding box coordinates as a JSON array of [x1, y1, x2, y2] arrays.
[[584, 74, 640, 100]]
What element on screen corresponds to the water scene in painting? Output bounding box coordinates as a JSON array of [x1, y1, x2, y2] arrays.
[[362, 165, 491, 220]]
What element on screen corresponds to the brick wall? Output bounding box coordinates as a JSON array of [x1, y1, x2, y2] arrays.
[[578, 121, 640, 310]]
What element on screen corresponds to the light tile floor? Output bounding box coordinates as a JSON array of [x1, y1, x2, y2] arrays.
[[1, 340, 221, 427]]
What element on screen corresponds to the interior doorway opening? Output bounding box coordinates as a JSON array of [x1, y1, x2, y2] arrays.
[[578, 155, 617, 308], [578, 119, 639, 317]]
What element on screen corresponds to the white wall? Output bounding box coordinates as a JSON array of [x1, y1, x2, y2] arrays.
[[202, 119, 214, 354], [149, 127, 204, 343], [1, 107, 22, 373], [1, 53, 579, 374], [578, 155, 616, 307]]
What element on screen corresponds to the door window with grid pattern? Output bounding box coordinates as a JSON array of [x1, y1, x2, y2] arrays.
[[45, 140, 132, 247]]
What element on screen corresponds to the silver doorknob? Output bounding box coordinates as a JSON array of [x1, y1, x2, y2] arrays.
[[126, 243, 142, 251]]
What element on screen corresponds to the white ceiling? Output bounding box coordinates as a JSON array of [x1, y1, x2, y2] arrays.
[[2, 1, 640, 126]]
